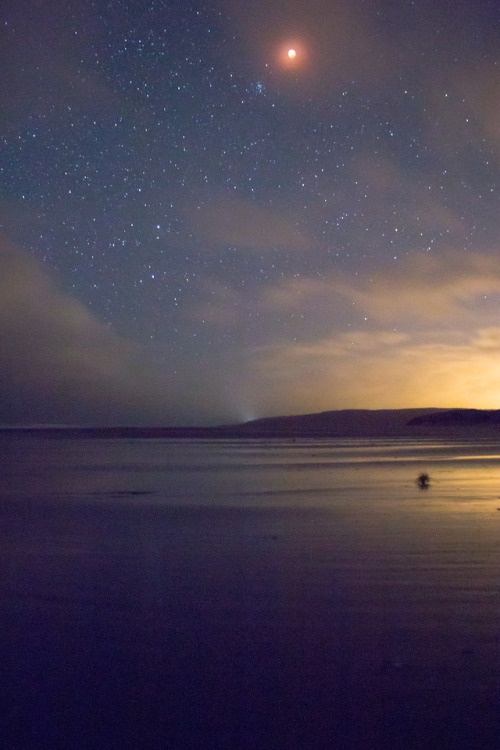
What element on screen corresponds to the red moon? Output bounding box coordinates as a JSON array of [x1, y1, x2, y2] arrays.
[[277, 42, 305, 68]]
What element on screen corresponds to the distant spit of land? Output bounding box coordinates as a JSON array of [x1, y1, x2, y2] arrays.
[[3, 408, 500, 439]]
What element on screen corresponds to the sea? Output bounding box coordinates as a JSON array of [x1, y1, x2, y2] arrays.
[[1, 436, 499, 749]]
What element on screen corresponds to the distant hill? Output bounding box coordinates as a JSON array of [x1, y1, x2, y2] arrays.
[[5, 407, 500, 439], [229, 407, 500, 437], [406, 409, 500, 428], [219, 408, 446, 438], [3, 408, 500, 439]]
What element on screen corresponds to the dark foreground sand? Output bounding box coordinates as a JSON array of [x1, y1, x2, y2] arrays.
[[1, 438, 500, 749]]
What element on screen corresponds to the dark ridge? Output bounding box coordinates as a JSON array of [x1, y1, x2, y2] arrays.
[[0, 408, 443, 439], [2, 408, 500, 440], [407, 409, 500, 426], [220, 408, 445, 437]]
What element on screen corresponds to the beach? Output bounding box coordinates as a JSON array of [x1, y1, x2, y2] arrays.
[[1, 437, 499, 748]]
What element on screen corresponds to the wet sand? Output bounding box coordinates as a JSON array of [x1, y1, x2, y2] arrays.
[[1, 438, 500, 748]]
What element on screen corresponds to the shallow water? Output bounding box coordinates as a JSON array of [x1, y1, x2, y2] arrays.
[[1, 437, 499, 749]]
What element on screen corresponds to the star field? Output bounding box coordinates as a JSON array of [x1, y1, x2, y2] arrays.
[[2, 0, 500, 424]]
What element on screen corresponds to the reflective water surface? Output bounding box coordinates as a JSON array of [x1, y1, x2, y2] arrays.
[[1, 437, 499, 749]]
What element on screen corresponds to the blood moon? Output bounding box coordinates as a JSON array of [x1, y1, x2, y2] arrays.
[[278, 42, 305, 68]]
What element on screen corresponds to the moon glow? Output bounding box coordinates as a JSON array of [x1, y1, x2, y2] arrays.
[[278, 42, 305, 68]]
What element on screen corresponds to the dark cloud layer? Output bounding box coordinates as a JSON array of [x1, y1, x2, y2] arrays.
[[0, 242, 226, 424]]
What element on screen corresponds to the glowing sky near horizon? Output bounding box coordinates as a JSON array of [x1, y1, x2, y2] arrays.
[[2, 0, 500, 425]]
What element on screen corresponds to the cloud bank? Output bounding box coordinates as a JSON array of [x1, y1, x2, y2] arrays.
[[176, 249, 500, 420], [2, 240, 500, 425], [0, 241, 223, 425]]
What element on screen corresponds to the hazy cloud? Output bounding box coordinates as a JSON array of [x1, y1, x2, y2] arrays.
[[182, 278, 242, 326], [239, 327, 500, 417], [256, 250, 500, 328], [0, 242, 218, 424], [217, 251, 500, 417], [348, 251, 500, 324], [2, 240, 500, 425], [458, 63, 500, 149], [188, 195, 314, 252]]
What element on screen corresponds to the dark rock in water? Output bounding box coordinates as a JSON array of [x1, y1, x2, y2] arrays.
[[417, 472, 430, 489]]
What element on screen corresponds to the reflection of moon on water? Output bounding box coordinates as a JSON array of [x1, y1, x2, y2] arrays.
[[288, 49, 296, 59]]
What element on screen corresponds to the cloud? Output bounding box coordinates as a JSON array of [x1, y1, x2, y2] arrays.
[[237, 327, 500, 417], [0, 241, 223, 425], [3, 239, 499, 426], [174, 247, 500, 367], [182, 278, 242, 326], [188, 195, 314, 252], [257, 250, 500, 328], [347, 251, 500, 324], [349, 155, 464, 235], [457, 63, 500, 150], [218, 250, 500, 416]]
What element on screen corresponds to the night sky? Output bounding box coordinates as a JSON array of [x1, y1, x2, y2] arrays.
[[2, 0, 500, 425]]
